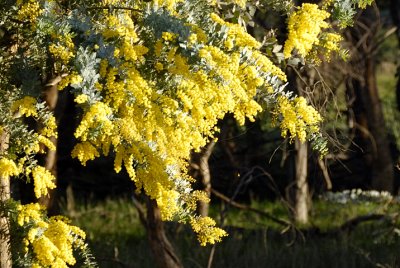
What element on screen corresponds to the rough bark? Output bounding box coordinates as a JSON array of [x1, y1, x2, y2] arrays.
[[0, 132, 12, 268], [146, 199, 183, 268], [190, 141, 216, 217], [294, 138, 309, 224]]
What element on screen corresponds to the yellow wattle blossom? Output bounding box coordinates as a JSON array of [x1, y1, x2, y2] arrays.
[[40, 115, 58, 138], [17, 0, 43, 24], [31, 166, 56, 198], [155, 62, 164, 71], [210, 13, 261, 49], [11, 96, 38, 117], [232, 0, 247, 8], [319, 32, 343, 61], [283, 3, 330, 58], [74, 94, 89, 104], [70, 74, 83, 86], [71, 141, 100, 166], [162, 32, 177, 42], [17, 203, 87, 268], [41, 1, 326, 247], [17, 203, 44, 226], [273, 96, 322, 142], [190, 216, 228, 246], [322, 33, 342, 51], [0, 157, 20, 179], [49, 43, 74, 64], [74, 102, 114, 142], [38, 135, 56, 151], [157, 188, 180, 220], [152, 0, 184, 11]]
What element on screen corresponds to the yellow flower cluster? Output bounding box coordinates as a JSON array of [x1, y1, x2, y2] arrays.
[[71, 141, 100, 166], [283, 3, 330, 58], [11, 96, 38, 117], [74, 102, 114, 142], [190, 216, 228, 246], [0, 157, 20, 179], [38, 135, 56, 151], [17, 0, 43, 24], [152, 0, 184, 11], [17, 203, 43, 226], [49, 43, 74, 65], [102, 14, 139, 42], [74, 94, 88, 104], [319, 32, 342, 61], [273, 96, 322, 142], [48, 33, 75, 69], [210, 13, 261, 50], [156, 189, 180, 220], [162, 32, 177, 42], [232, 0, 247, 8], [9, 97, 57, 156], [40, 115, 58, 138], [17, 204, 86, 268], [31, 166, 56, 198]]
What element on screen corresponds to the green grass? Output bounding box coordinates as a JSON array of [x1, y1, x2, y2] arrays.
[[63, 197, 400, 268]]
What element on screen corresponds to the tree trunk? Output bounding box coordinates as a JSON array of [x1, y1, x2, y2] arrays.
[[38, 78, 60, 214], [0, 132, 12, 268], [390, 0, 400, 112], [190, 141, 216, 217], [364, 58, 394, 192], [146, 199, 183, 268], [294, 138, 309, 224]]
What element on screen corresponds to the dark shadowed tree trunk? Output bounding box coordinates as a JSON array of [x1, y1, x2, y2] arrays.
[[390, 0, 400, 112], [364, 58, 394, 191], [146, 199, 183, 268], [346, 6, 394, 192], [0, 131, 11, 268]]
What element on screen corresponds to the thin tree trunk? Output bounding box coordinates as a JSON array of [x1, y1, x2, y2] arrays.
[[0, 131, 12, 268], [38, 79, 59, 213], [146, 199, 183, 268], [294, 138, 309, 224], [191, 141, 216, 217]]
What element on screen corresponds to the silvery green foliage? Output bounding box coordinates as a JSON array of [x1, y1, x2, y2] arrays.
[[310, 132, 328, 157], [331, 0, 374, 28], [332, 0, 357, 28], [72, 47, 102, 105], [144, 9, 191, 40]]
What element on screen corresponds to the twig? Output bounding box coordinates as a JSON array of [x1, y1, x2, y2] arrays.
[[339, 214, 387, 232], [86, 6, 141, 12], [211, 189, 290, 227]]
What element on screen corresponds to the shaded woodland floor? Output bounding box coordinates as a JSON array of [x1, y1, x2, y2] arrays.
[[66, 197, 400, 268]]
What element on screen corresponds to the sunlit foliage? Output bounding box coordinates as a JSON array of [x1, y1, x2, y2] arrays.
[[0, 0, 372, 266]]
